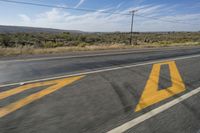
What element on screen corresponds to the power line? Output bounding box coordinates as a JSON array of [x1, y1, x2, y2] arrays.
[[0, 0, 131, 15], [0, 0, 199, 26], [136, 14, 199, 26]]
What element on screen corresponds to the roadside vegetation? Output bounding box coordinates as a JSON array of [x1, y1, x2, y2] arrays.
[[0, 32, 200, 56]]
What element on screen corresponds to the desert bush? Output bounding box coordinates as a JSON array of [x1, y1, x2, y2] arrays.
[[78, 42, 90, 47], [43, 41, 64, 48], [0, 32, 199, 48]]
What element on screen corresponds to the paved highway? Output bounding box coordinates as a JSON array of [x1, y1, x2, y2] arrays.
[[0, 47, 200, 133]]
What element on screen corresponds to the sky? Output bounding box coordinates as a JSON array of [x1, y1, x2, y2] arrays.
[[0, 0, 200, 32]]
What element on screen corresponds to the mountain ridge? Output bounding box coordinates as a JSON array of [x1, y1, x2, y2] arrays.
[[0, 25, 83, 33]]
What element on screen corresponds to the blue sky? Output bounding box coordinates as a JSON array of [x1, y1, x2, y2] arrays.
[[0, 0, 200, 32]]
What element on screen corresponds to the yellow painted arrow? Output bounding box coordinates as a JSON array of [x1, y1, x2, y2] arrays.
[[0, 75, 84, 118], [135, 61, 185, 112]]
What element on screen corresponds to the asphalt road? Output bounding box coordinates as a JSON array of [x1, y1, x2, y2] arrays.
[[0, 46, 200, 133]]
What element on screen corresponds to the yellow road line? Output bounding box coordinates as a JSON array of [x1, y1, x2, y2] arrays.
[[1, 54, 200, 89], [0, 82, 54, 100], [135, 61, 185, 112], [0, 75, 84, 118], [108, 86, 200, 133]]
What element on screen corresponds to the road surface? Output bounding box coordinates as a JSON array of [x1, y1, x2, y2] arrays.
[[0, 46, 200, 133]]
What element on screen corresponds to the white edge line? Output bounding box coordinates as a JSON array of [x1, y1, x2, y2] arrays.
[[107, 87, 200, 133], [0, 54, 200, 88]]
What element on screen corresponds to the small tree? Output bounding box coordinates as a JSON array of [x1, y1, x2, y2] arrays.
[[1, 34, 11, 47]]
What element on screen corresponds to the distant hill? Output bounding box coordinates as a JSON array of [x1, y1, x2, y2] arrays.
[[0, 25, 83, 33]]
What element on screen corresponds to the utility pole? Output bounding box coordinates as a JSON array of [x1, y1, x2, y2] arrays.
[[130, 10, 138, 45]]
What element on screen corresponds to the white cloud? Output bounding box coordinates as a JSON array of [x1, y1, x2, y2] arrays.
[[19, 14, 31, 22], [36, 8, 69, 22], [135, 13, 200, 31], [116, 2, 124, 9], [75, 0, 86, 8], [11, 4, 200, 32]]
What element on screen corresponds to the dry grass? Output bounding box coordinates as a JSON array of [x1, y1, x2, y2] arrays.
[[0, 42, 199, 57], [0, 44, 132, 56]]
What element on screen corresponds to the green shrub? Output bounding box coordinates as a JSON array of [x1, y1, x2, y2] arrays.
[[0, 32, 200, 48], [43, 41, 64, 48], [78, 42, 89, 47]]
